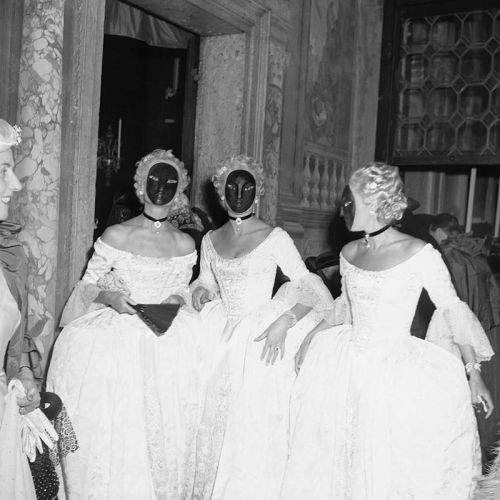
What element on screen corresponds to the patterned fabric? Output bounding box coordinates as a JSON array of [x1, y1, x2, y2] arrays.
[[192, 227, 334, 500], [281, 244, 487, 499], [47, 240, 206, 499]]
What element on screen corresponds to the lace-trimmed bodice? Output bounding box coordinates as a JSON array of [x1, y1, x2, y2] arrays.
[[339, 243, 493, 359], [204, 229, 283, 321], [197, 227, 332, 323], [341, 246, 430, 347], [84, 239, 196, 304]]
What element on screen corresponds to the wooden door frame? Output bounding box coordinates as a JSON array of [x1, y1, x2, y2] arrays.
[[57, 0, 285, 317]]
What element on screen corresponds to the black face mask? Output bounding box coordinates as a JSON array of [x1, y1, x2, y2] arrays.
[[341, 185, 355, 231], [146, 163, 179, 206], [224, 169, 256, 214]]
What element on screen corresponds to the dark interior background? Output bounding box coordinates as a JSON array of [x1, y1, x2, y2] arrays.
[[95, 34, 187, 239]]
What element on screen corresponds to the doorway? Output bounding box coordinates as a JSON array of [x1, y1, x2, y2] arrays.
[[58, 0, 272, 316], [94, 2, 199, 239]]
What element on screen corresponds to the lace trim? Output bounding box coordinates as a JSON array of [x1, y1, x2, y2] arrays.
[[143, 375, 172, 498], [193, 355, 233, 499], [427, 300, 494, 362], [49, 405, 78, 467]]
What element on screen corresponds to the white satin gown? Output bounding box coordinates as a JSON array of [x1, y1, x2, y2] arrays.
[[192, 227, 334, 500], [280, 244, 493, 500], [47, 239, 206, 499]]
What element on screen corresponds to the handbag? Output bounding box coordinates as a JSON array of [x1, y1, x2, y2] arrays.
[[28, 392, 62, 500], [131, 303, 181, 336]]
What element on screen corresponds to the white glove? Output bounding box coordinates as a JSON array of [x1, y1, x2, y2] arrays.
[[10, 380, 58, 462]]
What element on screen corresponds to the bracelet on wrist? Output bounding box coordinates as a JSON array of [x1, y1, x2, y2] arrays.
[[18, 365, 32, 375], [465, 362, 481, 376], [283, 310, 298, 328]]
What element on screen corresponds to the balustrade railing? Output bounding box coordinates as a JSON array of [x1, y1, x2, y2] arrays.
[[300, 144, 349, 210]]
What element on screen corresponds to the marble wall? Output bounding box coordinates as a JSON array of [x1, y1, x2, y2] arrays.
[[11, 0, 63, 365], [278, 0, 384, 258]]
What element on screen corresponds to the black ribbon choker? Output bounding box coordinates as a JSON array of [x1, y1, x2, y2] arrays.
[[363, 224, 391, 247], [143, 211, 169, 232]]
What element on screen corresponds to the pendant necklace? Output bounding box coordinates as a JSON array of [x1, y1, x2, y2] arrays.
[[228, 213, 253, 232], [363, 224, 391, 248], [143, 211, 169, 234]]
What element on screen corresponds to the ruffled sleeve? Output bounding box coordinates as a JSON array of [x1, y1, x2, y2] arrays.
[[188, 234, 219, 299], [59, 239, 115, 326], [421, 245, 493, 362], [268, 229, 334, 318]]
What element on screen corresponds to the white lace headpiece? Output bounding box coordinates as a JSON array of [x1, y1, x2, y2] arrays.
[[0, 119, 22, 153], [212, 155, 265, 200], [134, 149, 190, 210]]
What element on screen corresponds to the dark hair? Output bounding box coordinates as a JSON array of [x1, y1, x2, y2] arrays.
[[429, 213, 461, 235]]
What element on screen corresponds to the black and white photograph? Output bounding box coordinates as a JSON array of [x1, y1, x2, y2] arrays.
[[1, 0, 500, 498]]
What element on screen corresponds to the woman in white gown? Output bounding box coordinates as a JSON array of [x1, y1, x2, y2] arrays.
[[281, 162, 494, 500], [191, 155, 334, 500], [47, 149, 204, 499]]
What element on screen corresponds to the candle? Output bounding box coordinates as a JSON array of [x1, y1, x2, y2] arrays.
[[117, 117, 122, 160]]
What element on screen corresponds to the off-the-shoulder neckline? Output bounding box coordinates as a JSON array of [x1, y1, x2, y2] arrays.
[[96, 237, 197, 261], [340, 242, 432, 273], [206, 226, 280, 261]]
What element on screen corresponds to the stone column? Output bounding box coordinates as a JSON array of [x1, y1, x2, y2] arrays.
[[12, 0, 64, 364], [261, 39, 288, 225], [191, 34, 246, 217]]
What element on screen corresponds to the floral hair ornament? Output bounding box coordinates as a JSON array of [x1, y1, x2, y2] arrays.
[[212, 154, 265, 201], [0, 119, 22, 153], [134, 149, 190, 210]]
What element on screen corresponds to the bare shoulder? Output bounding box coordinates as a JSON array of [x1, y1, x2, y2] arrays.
[[341, 239, 360, 260], [100, 223, 135, 248], [171, 227, 196, 254]]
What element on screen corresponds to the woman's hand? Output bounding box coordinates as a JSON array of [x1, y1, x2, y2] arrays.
[[192, 286, 211, 311], [16, 368, 41, 415], [98, 290, 137, 314], [162, 294, 185, 306], [254, 314, 291, 365], [295, 331, 316, 374], [469, 371, 494, 419]]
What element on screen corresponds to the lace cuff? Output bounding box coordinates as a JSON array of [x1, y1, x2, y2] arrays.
[[426, 300, 494, 362], [322, 293, 351, 326], [59, 281, 105, 327], [272, 274, 334, 320]]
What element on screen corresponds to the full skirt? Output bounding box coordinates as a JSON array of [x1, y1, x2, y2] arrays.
[[280, 326, 481, 500], [47, 306, 205, 500]]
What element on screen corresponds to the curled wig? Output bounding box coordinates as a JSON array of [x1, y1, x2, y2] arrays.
[[0, 119, 21, 153], [349, 162, 408, 224], [212, 155, 265, 201], [134, 149, 190, 208]]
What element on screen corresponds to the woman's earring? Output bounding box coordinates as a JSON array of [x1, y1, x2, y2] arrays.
[[139, 190, 144, 196], [220, 195, 225, 201]]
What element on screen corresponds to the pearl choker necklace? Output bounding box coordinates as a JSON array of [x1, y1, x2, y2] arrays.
[[143, 211, 169, 234], [228, 212, 253, 232]]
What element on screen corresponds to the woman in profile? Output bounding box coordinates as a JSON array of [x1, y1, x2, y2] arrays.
[[282, 162, 493, 500], [0, 118, 46, 497], [48, 149, 204, 499]]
